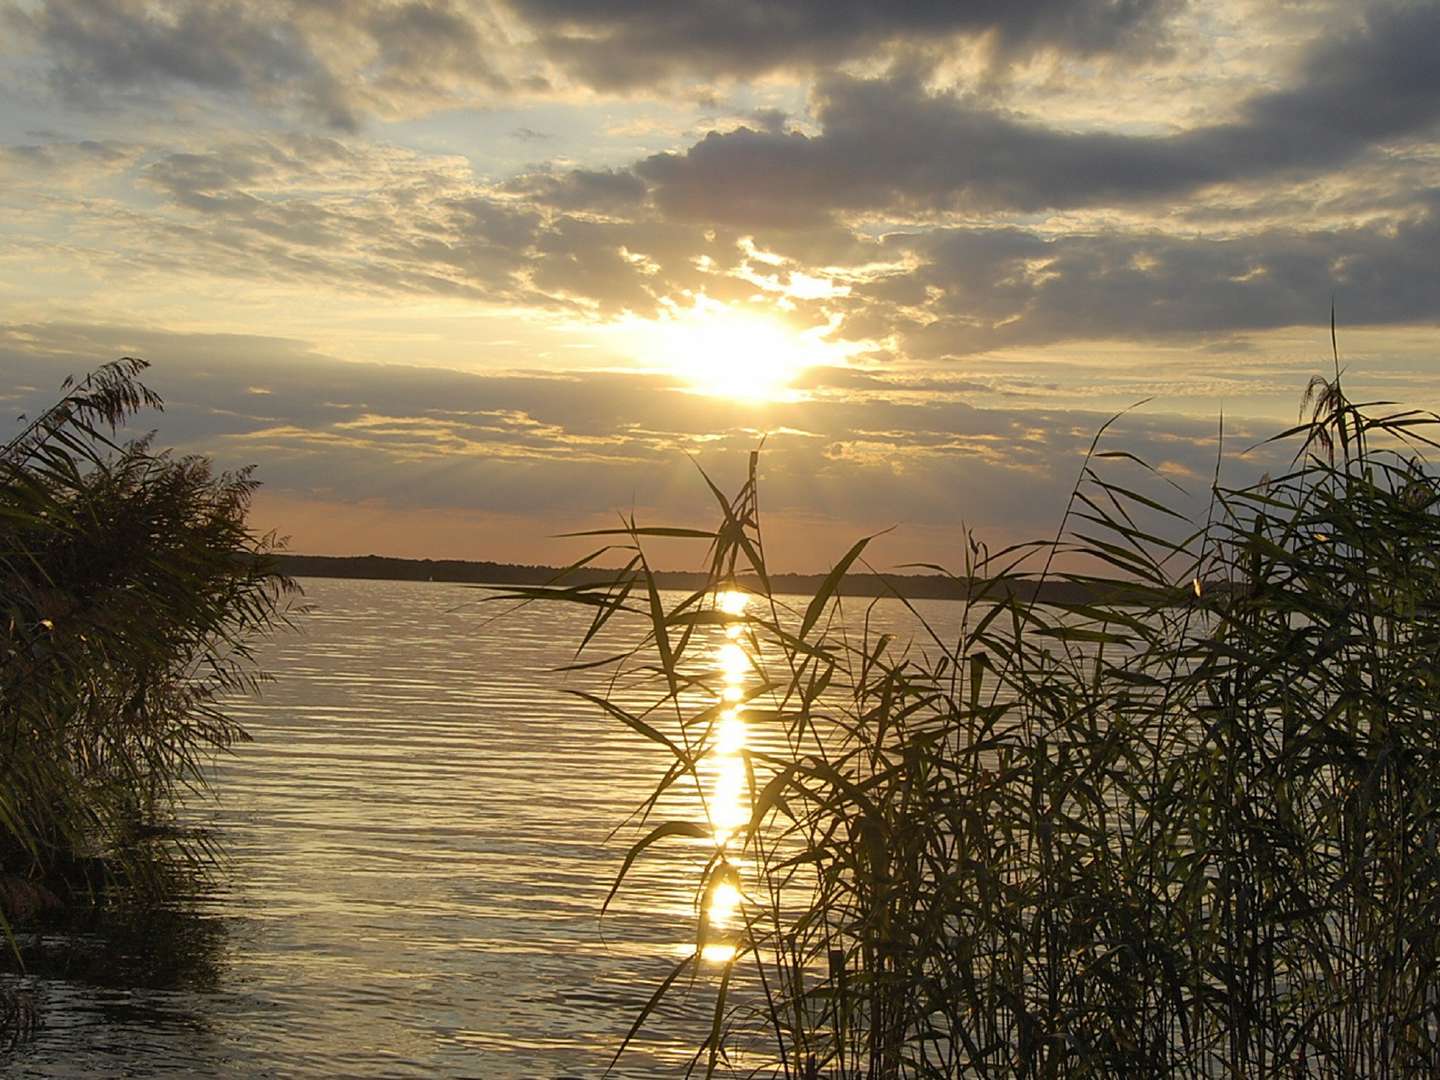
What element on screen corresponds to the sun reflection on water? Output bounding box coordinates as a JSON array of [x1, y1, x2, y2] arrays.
[[715, 708, 746, 755], [716, 589, 749, 617], [717, 642, 748, 680], [697, 588, 753, 962]]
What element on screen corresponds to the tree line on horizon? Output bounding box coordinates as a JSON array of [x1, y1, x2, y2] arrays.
[[270, 551, 1178, 605]]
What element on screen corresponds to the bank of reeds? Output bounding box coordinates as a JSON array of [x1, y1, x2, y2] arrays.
[[526, 361, 1440, 1077], [1, 359, 292, 918]]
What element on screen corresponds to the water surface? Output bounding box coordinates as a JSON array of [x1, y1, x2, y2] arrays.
[[6, 577, 957, 1077]]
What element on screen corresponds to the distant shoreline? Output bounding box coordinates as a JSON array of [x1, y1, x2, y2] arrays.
[[269, 553, 1165, 605]]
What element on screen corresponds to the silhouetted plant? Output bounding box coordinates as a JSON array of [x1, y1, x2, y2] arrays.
[[0, 359, 294, 914], [519, 353, 1440, 1076]]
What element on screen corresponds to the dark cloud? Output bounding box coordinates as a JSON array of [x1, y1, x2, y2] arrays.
[[507, 0, 1184, 90], [5, 0, 510, 129], [864, 197, 1440, 355], [639, 4, 1440, 222], [790, 366, 995, 396], [8, 0, 356, 127], [4, 0, 1182, 121], [748, 108, 789, 136], [504, 167, 648, 214]]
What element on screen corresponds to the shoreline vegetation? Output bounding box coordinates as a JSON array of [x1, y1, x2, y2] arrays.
[[513, 353, 1440, 1076], [1, 361, 292, 1042]]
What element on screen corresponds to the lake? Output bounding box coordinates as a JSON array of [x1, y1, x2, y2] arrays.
[[6, 576, 963, 1078]]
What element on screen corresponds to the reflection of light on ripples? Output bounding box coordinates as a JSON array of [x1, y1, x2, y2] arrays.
[[716, 708, 746, 755], [708, 881, 743, 925], [716, 590, 748, 617], [676, 941, 739, 963], [718, 642, 748, 680], [711, 759, 747, 843], [698, 589, 752, 961]]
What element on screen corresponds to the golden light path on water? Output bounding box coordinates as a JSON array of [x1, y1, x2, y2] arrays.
[[692, 588, 751, 964]]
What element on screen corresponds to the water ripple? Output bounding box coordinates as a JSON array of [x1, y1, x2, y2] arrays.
[[9, 577, 955, 1078]]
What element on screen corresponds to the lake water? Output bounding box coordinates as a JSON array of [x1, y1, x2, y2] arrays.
[[5, 577, 961, 1078]]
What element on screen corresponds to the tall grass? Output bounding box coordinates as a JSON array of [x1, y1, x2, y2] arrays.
[[522, 362, 1440, 1077]]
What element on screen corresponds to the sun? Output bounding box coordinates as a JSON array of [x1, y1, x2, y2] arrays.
[[637, 299, 839, 401]]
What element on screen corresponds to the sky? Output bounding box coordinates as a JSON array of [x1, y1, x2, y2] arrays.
[[2, 0, 1438, 572]]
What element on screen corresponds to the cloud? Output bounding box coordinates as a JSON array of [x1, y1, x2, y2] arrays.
[[503, 167, 648, 214], [10, 125, 1438, 355], [113, 135, 547, 301], [638, 4, 1440, 222], [0, 137, 137, 180], [3, 132, 720, 316], [4, 0, 511, 129], [790, 366, 994, 396], [508, 0, 1185, 91], [4, 3, 1437, 572], [3, 0, 1191, 125], [861, 199, 1440, 356], [8, 112, 1438, 365], [5, 4, 1439, 367]]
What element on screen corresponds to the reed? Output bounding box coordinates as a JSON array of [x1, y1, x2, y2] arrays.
[[0, 359, 294, 918], [521, 353, 1440, 1076]]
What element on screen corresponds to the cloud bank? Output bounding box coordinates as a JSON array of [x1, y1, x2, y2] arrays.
[[2, 0, 1437, 565]]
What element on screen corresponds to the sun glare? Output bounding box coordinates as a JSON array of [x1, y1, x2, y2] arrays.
[[641, 300, 838, 401]]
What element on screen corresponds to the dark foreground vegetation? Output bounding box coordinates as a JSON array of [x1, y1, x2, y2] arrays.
[[524, 362, 1440, 1076], [1, 360, 291, 1039]]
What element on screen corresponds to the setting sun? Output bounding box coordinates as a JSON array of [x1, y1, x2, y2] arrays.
[[636, 300, 839, 401]]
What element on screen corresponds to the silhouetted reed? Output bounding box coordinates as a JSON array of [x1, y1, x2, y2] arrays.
[[519, 347, 1440, 1076], [0, 359, 294, 922]]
